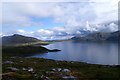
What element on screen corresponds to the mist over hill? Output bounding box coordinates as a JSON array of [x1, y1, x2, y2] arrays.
[[71, 31, 120, 42]]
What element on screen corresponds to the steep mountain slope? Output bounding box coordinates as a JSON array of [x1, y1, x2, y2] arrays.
[[107, 31, 120, 42], [71, 31, 120, 42]]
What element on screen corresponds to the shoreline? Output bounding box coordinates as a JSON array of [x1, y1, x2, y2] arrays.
[[28, 57, 119, 66]]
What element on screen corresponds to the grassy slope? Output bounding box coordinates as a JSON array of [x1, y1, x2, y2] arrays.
[[3, 41, 51, 47], [2, 55, 120, 80], [14, 41, 51, 46], [2, 46, 49, 56], [2, 45, 60, 57], [2, 34, 51, 46]]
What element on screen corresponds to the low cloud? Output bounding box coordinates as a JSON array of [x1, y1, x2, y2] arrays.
[[1, 0, 119, 40], [7, 22, 118, 40]]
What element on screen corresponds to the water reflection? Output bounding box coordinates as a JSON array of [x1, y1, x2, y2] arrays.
[[31, 41, 118, 65]]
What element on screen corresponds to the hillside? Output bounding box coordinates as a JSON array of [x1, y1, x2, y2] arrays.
[[71, 31, 120, 42], [2, 34, 49, 46], [107, 31, 120, 42]]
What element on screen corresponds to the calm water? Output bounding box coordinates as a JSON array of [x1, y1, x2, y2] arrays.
[[31, 41, 119, 65]]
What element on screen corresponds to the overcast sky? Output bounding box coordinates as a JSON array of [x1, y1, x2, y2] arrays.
[[1, 0, 119, 40]]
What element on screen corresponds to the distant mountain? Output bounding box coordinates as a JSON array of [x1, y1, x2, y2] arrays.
[[71, 31, 120, 42], [107, 31, 120, 42], [2, 34, 45, 45]]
